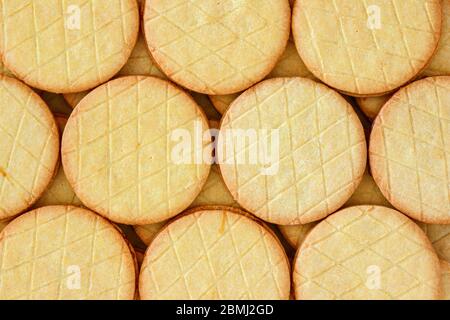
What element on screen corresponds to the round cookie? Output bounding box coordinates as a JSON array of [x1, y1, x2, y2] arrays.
[[292, 0, 442, 96], [34, 116, 82, 208], [279, 170, 391, 249], [139, 208, 291, 299], [134, 163, 240, 246], [370, 76, 450, 224], [63, 32, 167, 109], [0, 0, 139, 93], [417, 222, 450, 262], [0, 206, 136, 300], [0, 76, 59, 220], [293, 205, 441, 300], [218, 77, 367, 225], [422, 0, 450, 77], [356, 95, 392, 120], [441, 260, 450, 300], [62, 76, 212, 225], [209, 39, 316, 114], [143, 0, 291, 95]]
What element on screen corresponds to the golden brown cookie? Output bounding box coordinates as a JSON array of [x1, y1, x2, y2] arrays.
[[356, 95, 392, 120], [441, 260, 450, 299], [0, 0, 139, 93], [219, 77, 366, 225], [62, 76, 211, 225], [279, 169, 391, 249], [63, 31, 168, 108], [0, 206, 136, 299], [143, 0, 291, 94], [422, 0, 450, 77], [293, 205, 441, 300], [209, 39, 316, 114], [417, 222, 450, 262], [134, 163, 240, 246], [370, 76, 450, 224], [139, 208, 291, 299], [0, 76, 59, 220], [34, 115, 81, 208], [292, 0, 442, 96]]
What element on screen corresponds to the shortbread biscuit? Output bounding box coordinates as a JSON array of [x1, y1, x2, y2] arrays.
[[417, 222, 450, 262], [219, 77, 366, 225], [292, 0, 442, 96], [441, 260, 450, 299], [423, 0, 450, 77], [0, 0, 139, 93], [62, 76, 211, 225], [139, 208, 291, 299], [143, 0, 291, 95], [35, 116, 81, 208], [356, 95, 392, 120], [210, 39, 316, 114], [134, 163, 240, 246], [279, 169, 391, 249], [63, 32, 167, 109], [0, 206, 136, 300], [293, 205, 441, 300], [0, 76, 59, 220], [370, 76, 450, 224]]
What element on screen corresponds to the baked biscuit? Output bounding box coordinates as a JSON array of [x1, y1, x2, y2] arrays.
[[370, 76, 450, 223], [293, 206, 441, 299], [0, 0, 139, 93]]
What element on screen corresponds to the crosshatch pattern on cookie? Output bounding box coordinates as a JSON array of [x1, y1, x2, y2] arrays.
[[62, 76, 211, 225], [293, 206, 441, 300], [0, 0, 139, 93], [139, 209, 290, 300], [0, 206, 136, 300], [0, 76, 59, 220], [143, 0, 291, 95], [370, 77, 450, 224], [219, 78, 366, 225], [293, 0, 442, 95]]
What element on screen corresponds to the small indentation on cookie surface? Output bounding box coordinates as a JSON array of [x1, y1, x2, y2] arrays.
[[0, 167, 7, 178]]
